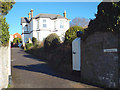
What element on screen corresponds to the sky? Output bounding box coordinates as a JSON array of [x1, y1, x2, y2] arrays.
[[5, 2, 100, 34]]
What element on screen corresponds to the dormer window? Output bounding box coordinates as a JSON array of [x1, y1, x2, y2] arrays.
[[43, 19, 47, 28]]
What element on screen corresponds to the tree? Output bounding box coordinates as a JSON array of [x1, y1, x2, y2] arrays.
[[70, 17, 90, 27], [0, 17, 9, 46], [13, 37, 21, 44], [84, 1, 120, 37], [0, 1, 15, 46], [0, 1, 15, 15], [65, 26, 84, 44]]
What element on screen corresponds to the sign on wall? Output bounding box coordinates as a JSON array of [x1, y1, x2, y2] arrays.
[[104, 48, 118, 53]]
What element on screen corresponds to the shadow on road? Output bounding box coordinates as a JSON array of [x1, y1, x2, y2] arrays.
[[23, 55, 45, 62], [13, 63, 81, 83], [13, 53, 81, 83], [13, 50, 100, 88]]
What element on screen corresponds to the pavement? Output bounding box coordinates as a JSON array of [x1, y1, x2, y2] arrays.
[[11, 47, 100, 88]]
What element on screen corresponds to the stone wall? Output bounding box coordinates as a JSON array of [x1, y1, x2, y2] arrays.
[[0, 44, 11, 89], [81, 32, 118, 88]]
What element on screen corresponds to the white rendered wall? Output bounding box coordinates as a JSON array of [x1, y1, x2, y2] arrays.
[[22, 17, 70, 43], [22, 23, 31, 44], [10, 35, 13, 42], [33, 18, 70, 31], [22, 34, 30, 43], [38, 30, 66, 42], [32, 18, 70, 42], [0, 44, 11, 89], [22, 23, 28, 32]]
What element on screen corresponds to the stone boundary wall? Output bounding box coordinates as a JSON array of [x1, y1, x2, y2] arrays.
[[81, 32, 118, 88], [0, 43, 11, 89]]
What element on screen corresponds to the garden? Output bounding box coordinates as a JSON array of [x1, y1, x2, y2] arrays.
[[25, 26, 84, 74]]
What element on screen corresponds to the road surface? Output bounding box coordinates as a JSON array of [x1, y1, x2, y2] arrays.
[[11, 48, 98, 88]]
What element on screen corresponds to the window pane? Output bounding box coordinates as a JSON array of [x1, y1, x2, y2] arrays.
[[60, 21, 64, 28], [43, 20, 46, 23], [43, 24, 47, 28], [60, 25, 64, 28], [37, 20, 39, 29], [37, 32, 39, 40]]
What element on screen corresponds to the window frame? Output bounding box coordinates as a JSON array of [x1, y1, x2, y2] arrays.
[[60, 20, 64, 29], [43, 19, 47, 28], [37, 19, 39, 29]]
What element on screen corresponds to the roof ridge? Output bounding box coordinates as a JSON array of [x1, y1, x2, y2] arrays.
[[34, 13, 62, 17]]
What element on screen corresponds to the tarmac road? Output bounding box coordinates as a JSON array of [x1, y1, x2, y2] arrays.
[[11, 48, 99, 88]]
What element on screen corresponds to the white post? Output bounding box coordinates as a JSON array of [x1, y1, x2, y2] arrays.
[[8, 40, 12, 85], [8, 41, 11, 76]]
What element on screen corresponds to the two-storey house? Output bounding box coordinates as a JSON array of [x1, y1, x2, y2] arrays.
[[21, 9, 70, 45]]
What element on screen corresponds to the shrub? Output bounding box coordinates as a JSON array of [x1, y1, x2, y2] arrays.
[[65, 26, 84, 44], [0, 16, 10, 46], [13, 38, 21, 44], [44, 33, 61, 49], [32, 37, 37, 46], [26, 43, 33, 50]]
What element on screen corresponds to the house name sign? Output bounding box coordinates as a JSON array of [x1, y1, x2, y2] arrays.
[[104, 48, 118, 53]]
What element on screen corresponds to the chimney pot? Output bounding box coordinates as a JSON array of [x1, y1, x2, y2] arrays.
[[63, 10, 66, 18], [30, 9, 33, 18], [28, 12, 31, 20]]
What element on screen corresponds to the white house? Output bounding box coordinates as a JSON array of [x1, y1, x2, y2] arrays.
[[10, 34, 13, 42], [21, 9, 70, 45]]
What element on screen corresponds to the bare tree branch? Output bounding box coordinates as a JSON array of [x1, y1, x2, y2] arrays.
[[70, 17, 90, 28]]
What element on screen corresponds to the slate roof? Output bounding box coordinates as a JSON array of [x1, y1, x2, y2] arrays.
[[21, 13, 69, 24], [33, 14, 66, 19]]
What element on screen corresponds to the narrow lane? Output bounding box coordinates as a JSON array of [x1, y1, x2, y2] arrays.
[[11, 48, 97, 88]]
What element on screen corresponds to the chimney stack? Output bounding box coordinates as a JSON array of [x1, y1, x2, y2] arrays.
[[63, 10, 66, 18], [30, 9, 33, 18], [28, 12, 31, 20]]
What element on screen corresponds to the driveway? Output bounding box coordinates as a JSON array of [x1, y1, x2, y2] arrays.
[[11, 48, 98, 88]]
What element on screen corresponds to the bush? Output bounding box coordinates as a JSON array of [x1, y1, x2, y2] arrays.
[[32, 37, 37, 46], [44, 33, 61, 49], [0, 16, 10, 46], [65, 26, 84, 44], [26, 43, 33, 50], [13, 38, 21, 44]]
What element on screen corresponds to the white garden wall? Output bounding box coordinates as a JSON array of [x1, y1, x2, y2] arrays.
[[0, 43, 11, 89]]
